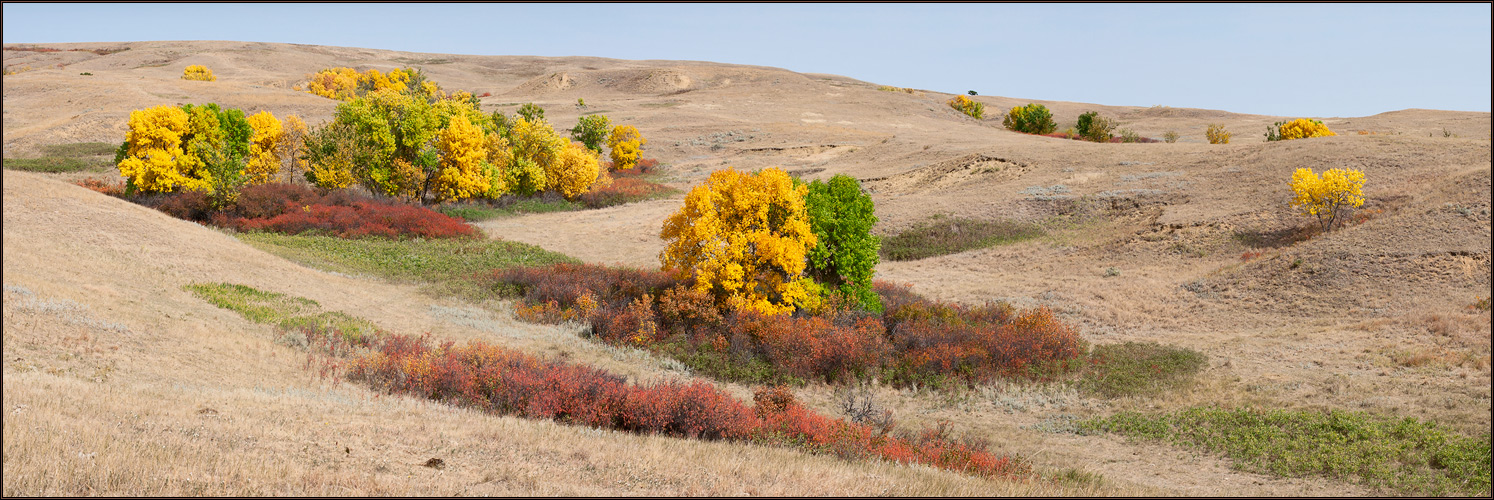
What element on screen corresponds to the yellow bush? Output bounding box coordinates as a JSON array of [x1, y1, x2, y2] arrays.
[[182, 65, 216, 82], [947, 95, 984, 119], [549, 141, 602, 199], [1277, 118, 1337, 140], [244, 111, 283, 185], [1206, 124, 1231, 144], [509, 117, 567, 191], [302, 67, 422, 101], [660, 167, 818, 316], [607, 125, 646, 170], [117, 105, 208, 193], [433, 114, 490, 203], [1290, 167, 1365, 232]]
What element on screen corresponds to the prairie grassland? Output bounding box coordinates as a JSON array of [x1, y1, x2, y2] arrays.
[[3, 283, 1159, 497]]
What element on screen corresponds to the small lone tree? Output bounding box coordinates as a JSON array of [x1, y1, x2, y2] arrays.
[[570, 114, 611, 154], [1290, 167, 1365, 232], [607, 124, 646, 170], [805, 174, 882, 312]]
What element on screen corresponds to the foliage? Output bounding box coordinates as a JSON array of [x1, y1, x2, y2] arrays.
[[1002, 103, 1057, 135], [181, 64, 216, 82], [1206, 123, 1231, 144], [344, 331, 1029, 481], [607, 125, 647, 171], [880, 217, 1044, 261], [277, 115, 310, 183], [1118, 128, 1142, 143], [433, 114, 490, 203], [1075, 342, 1207, 398], [1075, 111, 1115, 143], [300, 67, 424, 101], [1162, 130, 1180, 143], [184, 282, 377, 347], [577, 176, 678, 209], [947, 95, 984, 120], [569, 114, 611, 154], [660, 168, 818, 316], [1270, 118, 1337, 141], [225, 199, 477, 240], [545, 142, 602, 199], [804, 174, 882, 313], [1290, 167, 1365, 232], [509, 117, 568, 192], [517, 102, 545, 123], [116, 105, 197, 193], [1079, 406, 1491, 496], [244, 111, 283, 185]]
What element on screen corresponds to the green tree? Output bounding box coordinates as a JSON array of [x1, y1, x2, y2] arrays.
[[570, 114, 611, 154], [805, 174, 882, 312], [517, 102, 545, 123]]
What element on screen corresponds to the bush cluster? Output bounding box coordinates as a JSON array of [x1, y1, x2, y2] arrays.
[[135, 182, 474, 239], [1002, 104, 1057, 135], [1074, 111, 1115, 143], [1206, 124, 1231, 144], [1267, 118, 1336, 141], [947, 95, 984, 120], [345, 331, 1029, 480], [488, 263, 1084, 388], [181, 64, 216, 82]]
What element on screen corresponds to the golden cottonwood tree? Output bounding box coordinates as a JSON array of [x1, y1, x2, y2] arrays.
[[509, 117, 567, 191], [117, 105, 199, 192], [1290, 167, 1365, 232], [244, 111, 283, 185], [607, 124, 646, 170], [660, 167, 818, 316], [433, 114, 490, 202]]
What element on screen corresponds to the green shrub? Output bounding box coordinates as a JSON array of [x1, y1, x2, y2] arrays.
[[1075, 111, 1115, 143], [1118, 128, 1142, 143], [947, 95, 985, 120], [1002, 103, 1057, 135], [805, 174, 882, 312], [569, 114, 611, 154], [1162, 130, 1180, 143]]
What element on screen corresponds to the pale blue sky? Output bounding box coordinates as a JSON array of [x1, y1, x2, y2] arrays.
[[5, 3, 1489, 118]]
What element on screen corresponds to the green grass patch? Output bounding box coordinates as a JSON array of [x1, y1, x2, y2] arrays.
[[880, 216, 1044, 261], [1079, 406, 1492, 496], [438, 196, 582, 221], [237, 232, 578, 300], [185, 282, 378, 346], [1076, 341, 1208, 398], [2, 142, 119, 173]]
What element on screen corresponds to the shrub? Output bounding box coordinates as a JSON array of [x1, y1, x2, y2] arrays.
[[433, 114, 491, 203], [116, 105, 196, 193], [805, 174, 882, 312], [1118, 128, 1142, 143], [226, 200, 476, 239], [577, 176, 675, 209], [547, 141, 602, 200], [569, 114, 611, 154], [181, 65, 216, 81], [1290, 167, 1365, 232], [660, 168, 818, 316], [1205, 123, 1231, 144], [517, 102, 545, 123], [1075, 111, 1115, 143], [1076, 341, 1207, 398], [1272, 118, 1337, 141], [300, 67, 425, 101], [947, 95, 984, 120], [607, 124, 647, 171], [1162, 130, 1180, 143], [74, 178, 127, 197], [1002, 104, 1057, 135]]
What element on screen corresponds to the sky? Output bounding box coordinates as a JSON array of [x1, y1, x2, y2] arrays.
[[4, 3, 1490, 118]]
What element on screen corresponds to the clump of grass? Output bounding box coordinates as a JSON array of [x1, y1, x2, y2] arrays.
[[237, 232, 577, 300], [880, 217, 1044, 261], [2, 142, 119, 173], [1078, 406, 1492, 497], [184, 283, 377, 346], [1075, 341, 1207, 398]]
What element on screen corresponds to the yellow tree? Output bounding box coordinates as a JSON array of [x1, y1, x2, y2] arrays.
[[1290, 167, 1365, 232], [548, 141, 602, 199], [433, 114, 490, 202], [117, 105, 206, 193], [660, 167, 818, 316], [244, 111, 283, 185], [509, 117, 567, 192], [182, 65, 216, 81], [607, 124, 646, 170], [276, 114, 310, 183]]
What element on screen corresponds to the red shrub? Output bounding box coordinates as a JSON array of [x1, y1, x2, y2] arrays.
[[225, 200, 474, 239], [578, 176, 674, 209], [74, 178, 127, 197]]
